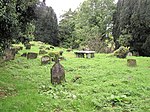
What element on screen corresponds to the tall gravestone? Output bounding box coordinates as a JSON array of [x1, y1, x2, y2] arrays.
[[51, 55, 65, 84]]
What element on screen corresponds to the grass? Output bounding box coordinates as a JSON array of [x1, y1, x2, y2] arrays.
[[0, 41, 150, 112]]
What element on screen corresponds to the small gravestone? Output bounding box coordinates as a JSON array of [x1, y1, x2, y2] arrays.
[[66, 48, 72, 52], [51, 55, 65, 84], [25, 44, 31, 49], [21, 53, 27, 57], [41, 56, 51, 65], [127, 52, 132, 56], [27, 52, 38, 59], [59, 51, 63, 56], [39, 49, 47, 55], [3, 48, 16, 61], [46, 47, 50, 50], [127, 59, 137, 67], [50, 46, 54, 49], [39, 46, 45, 49]]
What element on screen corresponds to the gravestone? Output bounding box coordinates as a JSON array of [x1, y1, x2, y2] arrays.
[[51, 55, 65, 84], [50, 46, 54, 49], [46, 47, 50, 50], [3, 48, 16, 61], [21, 53, 27, 57], [41, 56, 51, 65], [127, 52, 132, 56], [25, 44, 31, 49], [39, 49, 47, 55], [39, 46, 45, 49], [66, 48, 72, 52], [27, 52, 38, 59], [127, 59, 137, 67], [59, 51, 63, 56]]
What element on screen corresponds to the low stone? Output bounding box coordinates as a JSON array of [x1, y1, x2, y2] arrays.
[[3, 48, 16, 61], [41, 56, 51, 65], [50, 46, 54, 49], [27, 52, 38, 59], [127, 52, 132, 56], [66, 48, 72, 52], [39, 49, 48, 55], [21, 53, 27, 57], [39, 46, 45, 49], [59, 56, 65, 61], [46, 47, 50, 50], [59, 51, 63, 56], [127, 59, 137, 67], [25, 44, 31, 49]]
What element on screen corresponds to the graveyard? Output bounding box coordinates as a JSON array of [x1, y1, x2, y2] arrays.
[[0, 41, 150, 112]]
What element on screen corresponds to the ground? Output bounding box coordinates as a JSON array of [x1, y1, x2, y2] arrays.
[[0, 42, 150, 112]]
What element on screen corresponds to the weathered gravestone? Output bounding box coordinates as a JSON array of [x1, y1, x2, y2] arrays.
[[51, 55, 65, 84], [66, 48, 72, 52], [127, 59, 137, 67], [39, 49, 48, 55], [41, 56, 51, 65], [25, 44, 31, 49], [21, 53, 27, 57], [127, 52, 133, 56], [3, 48, 16, 61], [59, 51, 63, 56], [27, 52, 38, 59]]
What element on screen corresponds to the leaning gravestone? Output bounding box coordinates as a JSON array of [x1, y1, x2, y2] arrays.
[[41, 56, 51, 65], [127, 59, 137, 67], [51, 55, 65, 84], [27, 52, 38, 59], [3, 48, 16, 61]]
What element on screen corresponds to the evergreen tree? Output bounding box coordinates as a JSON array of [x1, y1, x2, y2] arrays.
[[34, 2, 59, 46], [113, 0, 150, 56]]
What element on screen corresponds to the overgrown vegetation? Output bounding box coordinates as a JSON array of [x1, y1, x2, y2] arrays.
[[0, 42, 150, 112]]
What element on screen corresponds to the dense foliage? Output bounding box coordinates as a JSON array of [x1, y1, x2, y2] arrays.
[[59, 0, 115, 52], [113, 0, 150, 56], [34, 2, 59, 46], [0, 0, 38, 52]]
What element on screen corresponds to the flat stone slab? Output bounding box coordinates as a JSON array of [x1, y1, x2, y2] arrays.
[[74, 51, 95, 58]]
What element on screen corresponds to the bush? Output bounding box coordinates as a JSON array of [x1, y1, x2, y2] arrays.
[[48, 52, 60, 61], [114, 46, 129, 58]]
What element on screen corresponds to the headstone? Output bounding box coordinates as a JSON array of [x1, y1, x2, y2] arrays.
[[50, 46, 54, 49], [39, 49, 47, 55], [66, 48, 72, 52], [127, 59, 137, 67], [27, 52, 38, 59], [41, 56, 51, 65], [21, 53, 27, 57], [25, 44, 31, 49], [51, 55, 65, 84], [39, 46, 45, 49], [3, 48, 16, 61], [127, 52, 132, 56], [59, 51, 63, 56], [46, 47, 50, 50]]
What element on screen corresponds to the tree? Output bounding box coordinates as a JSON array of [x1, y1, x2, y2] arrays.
[[113, 0, 150, 56], [59, 9, 77, 48], [0, 0, 38, 53], [34, 2, 59, 46], [58, 0, 115, 52]]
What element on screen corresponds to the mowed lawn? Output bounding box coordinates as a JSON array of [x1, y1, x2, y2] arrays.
[[0, 42, 150, 112]]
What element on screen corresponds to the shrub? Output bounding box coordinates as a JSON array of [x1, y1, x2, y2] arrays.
[[114, 46, 129, 58]]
